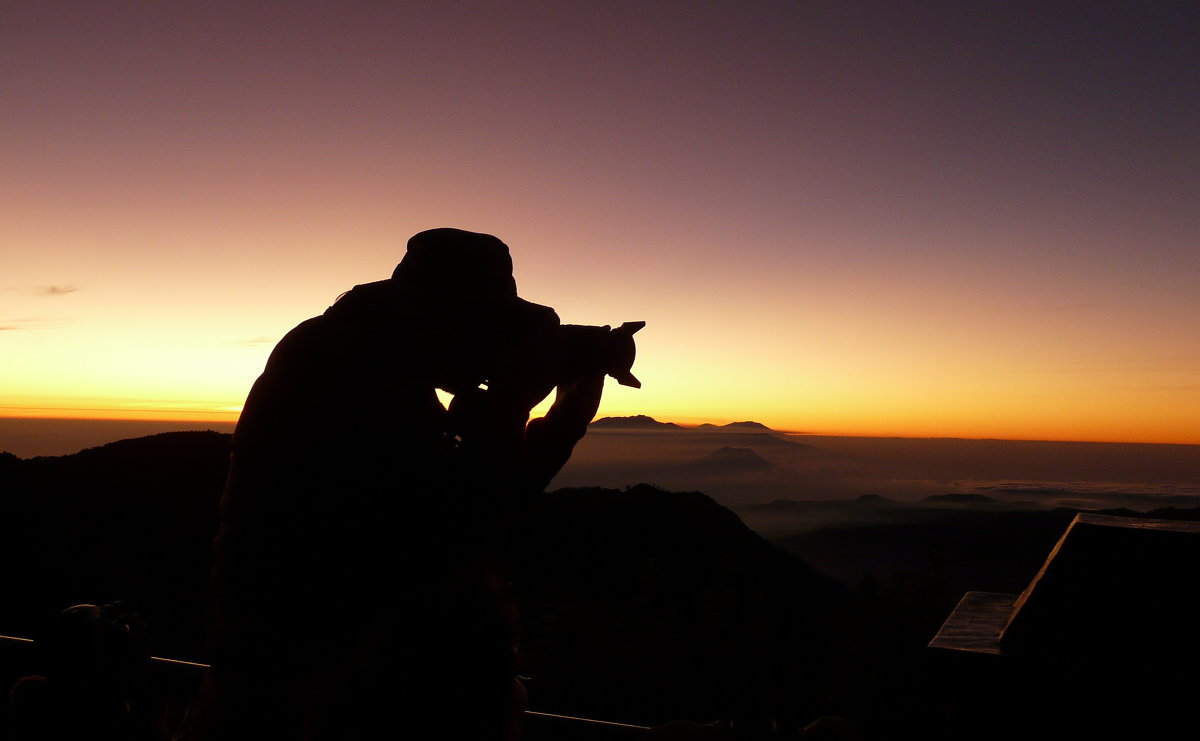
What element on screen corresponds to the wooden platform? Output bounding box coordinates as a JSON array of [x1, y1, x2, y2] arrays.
[[931, 512, 1200, 662], [927, 591, 1015, 656], [926, 513, 1200, 738]]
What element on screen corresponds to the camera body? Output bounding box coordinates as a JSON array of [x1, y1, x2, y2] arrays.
[[555, 320, 645, 388]]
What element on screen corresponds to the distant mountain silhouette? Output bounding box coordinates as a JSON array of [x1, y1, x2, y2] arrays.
[[587, 418, 821, 453], [855, 494, 900, 505], [739, 491, 1054, 537], [693, 421, 773, 431], [557, 419, 835, 506], [738, 495, 910, 536], [590, 416, 777, 433], [687, 446, 773, 472], [921, 492, 1003, 505], [760, 494, 906, 512], [706, 431, 825, 454], [589, 415, 683, 429]]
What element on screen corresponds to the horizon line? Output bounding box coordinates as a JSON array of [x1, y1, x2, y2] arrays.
[[0, 407, 1195, 446], [5, 412, 1191, 448]]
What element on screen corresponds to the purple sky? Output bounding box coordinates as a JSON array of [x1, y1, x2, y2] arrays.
[[3, 1, 1198, 443]]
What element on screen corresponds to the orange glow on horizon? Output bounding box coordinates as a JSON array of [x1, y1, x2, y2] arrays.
[[2, 401, 1197, 447], [0, 404, 242, 424]]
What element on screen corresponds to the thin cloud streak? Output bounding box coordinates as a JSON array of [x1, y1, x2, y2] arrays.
[[228, 336, 278, 346], [37, 285, 80, 296], [0, 317, 69, 330], [2, 285, 81, 296]]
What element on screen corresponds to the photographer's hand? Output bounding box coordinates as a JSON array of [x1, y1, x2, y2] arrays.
[[446, 325, 560, 488], [484, 326, 560, 413]]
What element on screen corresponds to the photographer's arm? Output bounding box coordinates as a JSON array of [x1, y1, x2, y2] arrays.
[[522, 372, 605, 492]]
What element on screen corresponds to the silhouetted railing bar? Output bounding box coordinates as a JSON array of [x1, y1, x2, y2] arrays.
[[1, 633, 648, 730], [2, 633, 207, 669], [149, 655, 210, 668], [523, 710, 649, 731]]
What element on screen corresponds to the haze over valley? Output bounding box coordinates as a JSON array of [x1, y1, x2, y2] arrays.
[[556, 416, 1200, 529], [6, 414, 1198, 539]]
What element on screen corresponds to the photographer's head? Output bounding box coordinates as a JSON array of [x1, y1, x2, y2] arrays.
[[391, 228, 559, 393], [393, 228, 556, 323], [393, 228, 516, 302]]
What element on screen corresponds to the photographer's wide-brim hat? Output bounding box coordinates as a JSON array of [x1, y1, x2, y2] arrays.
[[392, 228, 556, 328]]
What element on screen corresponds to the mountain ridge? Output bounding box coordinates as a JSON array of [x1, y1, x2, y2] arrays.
[[590, 416, 780, 432]]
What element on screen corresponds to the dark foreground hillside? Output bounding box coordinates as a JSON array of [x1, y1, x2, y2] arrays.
[[515, 485, 867, 729], [0, 432, 872, 734], [0, 432, 231, 655], [3, 432, 1197, 738]]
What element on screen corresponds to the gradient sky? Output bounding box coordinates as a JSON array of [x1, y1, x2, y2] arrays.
[[3, 1, 1198, 444]]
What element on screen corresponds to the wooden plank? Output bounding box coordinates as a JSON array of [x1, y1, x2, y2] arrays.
[[928, 591, 1016, 656]]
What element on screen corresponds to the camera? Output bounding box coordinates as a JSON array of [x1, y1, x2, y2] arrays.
[[555, 320, 645, 388]]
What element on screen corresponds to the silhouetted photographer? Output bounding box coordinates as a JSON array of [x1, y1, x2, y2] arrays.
[[178, 228, 641, 741]]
